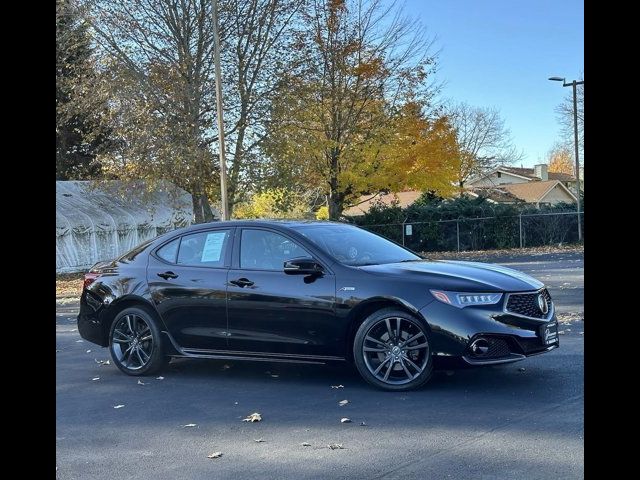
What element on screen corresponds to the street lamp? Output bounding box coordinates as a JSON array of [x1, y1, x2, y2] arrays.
[[549, 76, 584, 241]]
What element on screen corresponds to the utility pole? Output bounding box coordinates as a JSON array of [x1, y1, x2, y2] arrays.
[[549, 76, 583, 241], [212, 0, 229, 220]]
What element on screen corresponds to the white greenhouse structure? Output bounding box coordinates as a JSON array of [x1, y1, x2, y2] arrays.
[[56, 181, 194, 273]]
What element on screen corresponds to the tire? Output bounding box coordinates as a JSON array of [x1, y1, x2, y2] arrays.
[[108, 306, 168, 376], [353, 308, 433, 391]]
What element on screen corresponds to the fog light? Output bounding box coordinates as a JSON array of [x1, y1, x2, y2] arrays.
[[470, 338, 490, 355]]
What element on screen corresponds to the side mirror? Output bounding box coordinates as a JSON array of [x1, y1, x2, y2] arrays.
[[283, 257, 323, 276]]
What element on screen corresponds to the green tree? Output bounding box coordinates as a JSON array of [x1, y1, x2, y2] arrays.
[[233, 188, 310, 219], [56, 0, 109, 180]]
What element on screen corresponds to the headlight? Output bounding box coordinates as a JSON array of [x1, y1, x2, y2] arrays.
[[430, 290, 503, 308]]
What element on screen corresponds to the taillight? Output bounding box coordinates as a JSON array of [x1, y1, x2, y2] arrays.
[[83, 272, 100, 289]]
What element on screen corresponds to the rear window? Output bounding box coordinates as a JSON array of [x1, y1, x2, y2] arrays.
[[118, 238, 155, 262], [156, 238, 180, 263]]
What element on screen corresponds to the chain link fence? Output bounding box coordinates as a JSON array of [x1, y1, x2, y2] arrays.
[[357, 211, 584, 253]]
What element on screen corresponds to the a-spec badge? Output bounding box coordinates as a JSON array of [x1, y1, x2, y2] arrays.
[[339, 287, 356, 291]]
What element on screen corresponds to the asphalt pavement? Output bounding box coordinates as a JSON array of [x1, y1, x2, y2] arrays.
[[56, 251, 584, 479]]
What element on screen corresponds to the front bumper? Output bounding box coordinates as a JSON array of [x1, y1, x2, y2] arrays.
[[419, 299, 559, 366]]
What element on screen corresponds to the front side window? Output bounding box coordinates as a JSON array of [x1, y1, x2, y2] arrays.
[[240, 229, 310, 271], [176, 230, 231, 267]]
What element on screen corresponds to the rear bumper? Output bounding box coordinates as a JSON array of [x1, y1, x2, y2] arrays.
[[77, 290, 109, 347]]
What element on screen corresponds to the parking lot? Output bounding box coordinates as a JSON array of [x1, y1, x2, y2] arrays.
[[56, 251, 583, 479]]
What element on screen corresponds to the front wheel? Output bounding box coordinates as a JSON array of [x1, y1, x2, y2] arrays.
[[353, 308, 433, 391], [109, 307, 168, 376]]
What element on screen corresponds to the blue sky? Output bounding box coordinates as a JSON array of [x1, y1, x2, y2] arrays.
[[405, 0, 584, 166]]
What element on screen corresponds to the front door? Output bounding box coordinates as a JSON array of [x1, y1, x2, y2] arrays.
[[147, 228, 234, 351], [226, 228, 337, 357]]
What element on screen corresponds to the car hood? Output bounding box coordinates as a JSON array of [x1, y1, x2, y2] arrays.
[[359, 260, 544, 292]]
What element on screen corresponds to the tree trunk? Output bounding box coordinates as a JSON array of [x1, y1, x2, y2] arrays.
[[328, 193, 342, 220], [192, 192, 215, 224], [327, 148, 343, 220]]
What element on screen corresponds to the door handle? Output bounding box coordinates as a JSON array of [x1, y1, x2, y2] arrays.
[[157, 271, 179, 280], [230, 278, 254, 288]]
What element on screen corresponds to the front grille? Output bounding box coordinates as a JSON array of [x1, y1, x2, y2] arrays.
[[505, 289, 552, 319]]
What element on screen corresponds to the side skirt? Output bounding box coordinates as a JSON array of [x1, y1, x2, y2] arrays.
[[161, 331, 346, 365]]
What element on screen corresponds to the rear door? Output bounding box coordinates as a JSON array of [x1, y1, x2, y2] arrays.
[[226, 227, 338, 357], [147, 228, 234, 351]]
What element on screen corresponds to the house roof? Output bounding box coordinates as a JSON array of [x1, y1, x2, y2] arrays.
[[466, 187, 522, 203], [342, 190, 422, 216], [500, 167, 576, 182], [468, 180, 577, 204]]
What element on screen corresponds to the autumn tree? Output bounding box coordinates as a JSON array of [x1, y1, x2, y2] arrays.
[[447, 102, 524, 190], [262, 0, 456, 220], [82, 0, 301, 222], [56, 0, 110, 180], [547, 142, 574, 175]]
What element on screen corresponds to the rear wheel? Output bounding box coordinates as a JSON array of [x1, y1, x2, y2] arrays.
[[109, 307, 167, 376], [353, 308, 433, 391]]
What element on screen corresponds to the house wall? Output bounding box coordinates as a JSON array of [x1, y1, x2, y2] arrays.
[[539, 186, 576, 205], [467, 172, 529, 187]]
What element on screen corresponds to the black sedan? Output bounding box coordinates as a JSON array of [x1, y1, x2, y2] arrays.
[[78, 220, 558, 391]]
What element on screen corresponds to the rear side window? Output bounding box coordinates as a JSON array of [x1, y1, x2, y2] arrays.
[[177, 230, 231, 267], [156, 238, 180, 263]]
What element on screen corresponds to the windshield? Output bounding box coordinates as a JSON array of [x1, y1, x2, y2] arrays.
[[297, 224, 421, 266]]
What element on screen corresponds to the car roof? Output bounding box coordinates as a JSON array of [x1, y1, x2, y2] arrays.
[[179, 219, 352, 233]]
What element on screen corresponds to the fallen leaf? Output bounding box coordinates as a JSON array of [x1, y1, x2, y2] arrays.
[[137, 380, 146, 385], [156, 376, 164, 380], [182, 423, 197, 428], [518, 367, 526, 372], [71, 329, 77, 332], [86, 350, 92, 353], [338, 400, 349, 407], [207, 452, 223, 459], [242, 412, 262, 422], [113, 405, 125, 409], [75, 340, 84, 343], [360, 421, 367, 426], [340, 418, 351, 423], [331, 385, 344, 389], [328, 443, 344, 450], [56, 350, 62, 353], [92, 377, 100, 381], [558, 331, 566, 335], [253, 438, 265, 443], [234, 402, 238, 405], [301, 442, 311, 447]]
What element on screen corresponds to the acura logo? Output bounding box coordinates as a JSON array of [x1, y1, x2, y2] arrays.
[[537, 294, 549, 315]]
